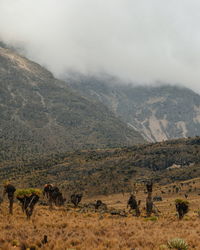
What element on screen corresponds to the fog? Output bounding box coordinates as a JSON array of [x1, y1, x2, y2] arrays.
[[1, 0, 200, 93]]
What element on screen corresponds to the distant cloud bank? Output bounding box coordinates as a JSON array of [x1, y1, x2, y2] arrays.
[[1, 0, 200, 93]]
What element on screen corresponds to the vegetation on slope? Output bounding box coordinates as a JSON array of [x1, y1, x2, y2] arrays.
[[0, 45, 144, 161], [1, 137, 200, 196]]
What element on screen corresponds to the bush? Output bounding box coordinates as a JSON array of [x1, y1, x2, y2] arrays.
[[167, 238, 188, 250], [175, 199, 189, 219]]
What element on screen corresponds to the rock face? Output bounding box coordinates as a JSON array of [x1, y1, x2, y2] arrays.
[[0, 46, 145, 159], [66, 74, 200, 142]]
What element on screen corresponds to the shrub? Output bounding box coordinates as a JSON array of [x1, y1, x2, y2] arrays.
[[167, 238, 188, 250], [175, 199, 189, 219]]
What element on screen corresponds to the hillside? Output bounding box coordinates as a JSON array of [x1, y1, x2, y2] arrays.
[[2, 137, 200, 196], [66, 74, 200, 142], [0, 46, 144, 160]]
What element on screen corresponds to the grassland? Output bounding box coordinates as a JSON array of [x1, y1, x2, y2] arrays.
[[0, 137, 200, 249], [1, 179, 200, 249]]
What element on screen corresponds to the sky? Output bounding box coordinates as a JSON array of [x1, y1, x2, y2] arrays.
[[1, 0, 200, 93]]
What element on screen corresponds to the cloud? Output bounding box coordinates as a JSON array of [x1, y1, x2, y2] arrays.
[[1, 0, 200, 93]]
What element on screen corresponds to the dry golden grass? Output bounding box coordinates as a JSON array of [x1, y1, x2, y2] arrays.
[[1, 180, 200, 250]]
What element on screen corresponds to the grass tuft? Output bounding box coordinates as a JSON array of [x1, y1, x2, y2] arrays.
[[167, 238, 188, 250]]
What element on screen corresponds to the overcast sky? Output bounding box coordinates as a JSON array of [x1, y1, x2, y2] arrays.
[[1, 0, 200, 93]]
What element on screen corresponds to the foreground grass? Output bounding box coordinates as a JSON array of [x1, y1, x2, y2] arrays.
[[0, 197, 200, 250]]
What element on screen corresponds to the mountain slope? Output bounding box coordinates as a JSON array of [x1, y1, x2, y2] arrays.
[[0, 47, 144, 160], [1, 137, 200, 196], [66, 74, 200, 142]]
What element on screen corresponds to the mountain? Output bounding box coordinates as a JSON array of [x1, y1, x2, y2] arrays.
[[65, 74, 200, 142], [0, 46, 144, 160]]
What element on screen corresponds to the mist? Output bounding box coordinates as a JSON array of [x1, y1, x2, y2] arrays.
[[1, 0, 200, 93]]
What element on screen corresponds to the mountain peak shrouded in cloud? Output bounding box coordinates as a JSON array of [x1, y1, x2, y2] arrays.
[[1, 0, 200, 93]]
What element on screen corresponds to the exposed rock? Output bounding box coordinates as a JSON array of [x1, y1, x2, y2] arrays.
[[67, 74, 200, 142]]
